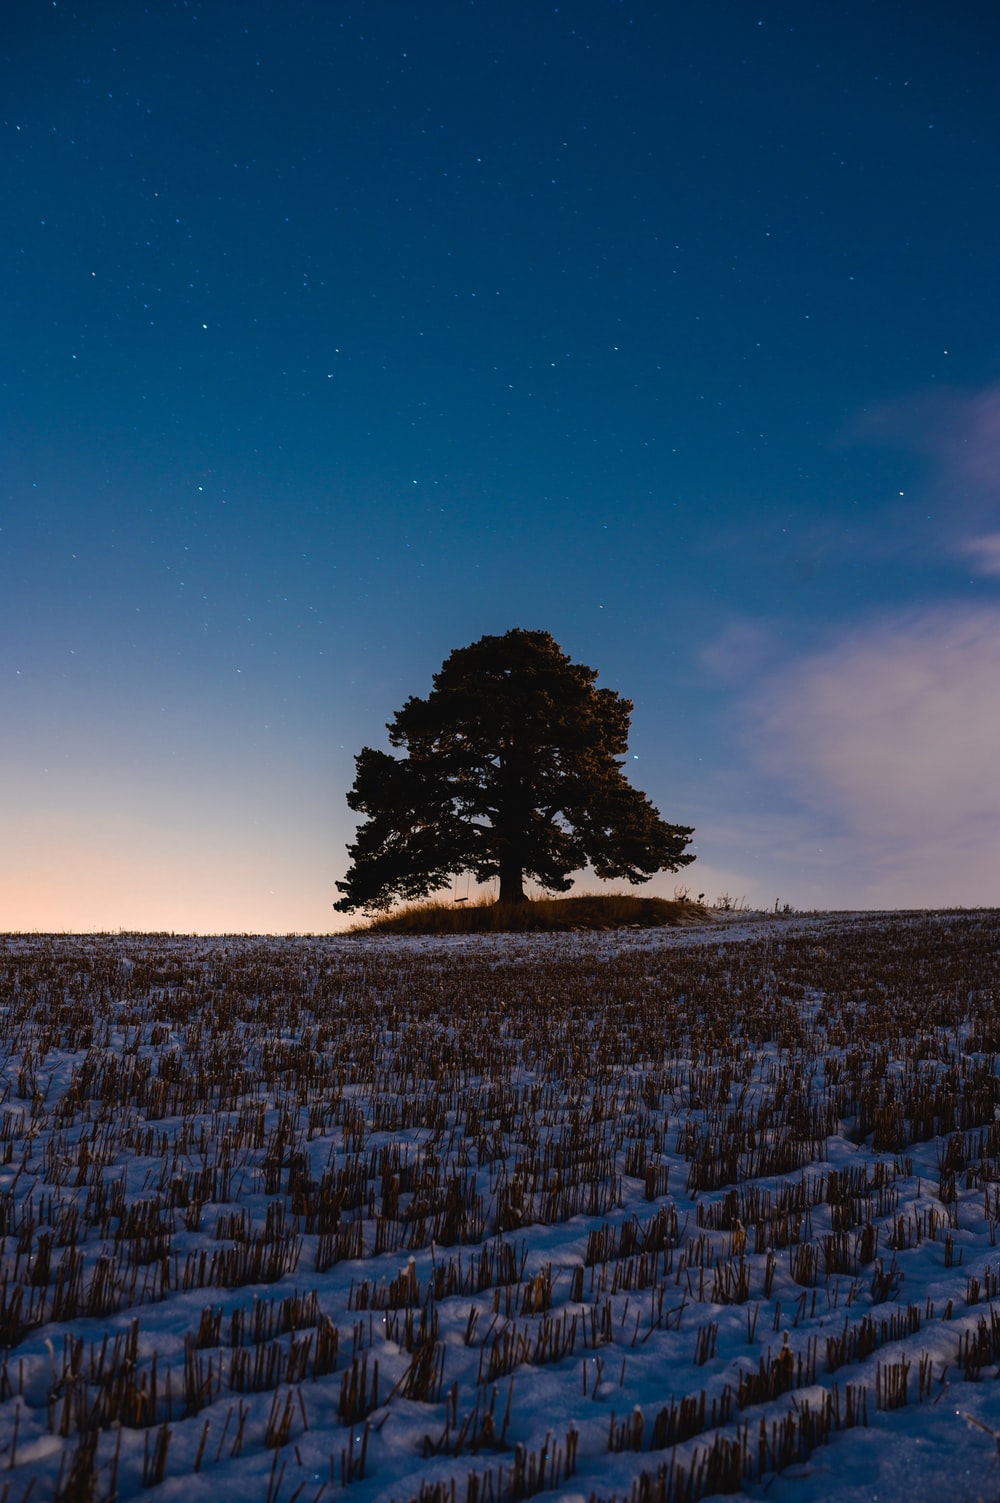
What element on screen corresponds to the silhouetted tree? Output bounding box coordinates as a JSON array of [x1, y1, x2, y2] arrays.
[[334, 628, 694, 912]]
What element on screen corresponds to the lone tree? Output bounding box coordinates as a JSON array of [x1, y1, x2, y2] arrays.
[[334, 628, 694, 913]]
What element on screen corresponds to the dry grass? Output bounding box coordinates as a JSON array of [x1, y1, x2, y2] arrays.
[[350, 892, 712, 935]]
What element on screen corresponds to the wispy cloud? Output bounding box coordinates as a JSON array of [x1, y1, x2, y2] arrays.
[[856, 383, 1000, 571], [956, 533, 1000, 578], [744, 606, 1000, 907], [858, 383, 1000, 492], [696, 618, 784, 685]]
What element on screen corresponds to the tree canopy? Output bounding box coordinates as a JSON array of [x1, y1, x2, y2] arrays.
[[333, 629, 694, 912]]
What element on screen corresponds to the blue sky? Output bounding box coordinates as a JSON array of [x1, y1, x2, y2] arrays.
[[3, 1, 999, 930]]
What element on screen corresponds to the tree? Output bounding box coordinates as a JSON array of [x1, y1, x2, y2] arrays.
[[333, 628, 694, 912]]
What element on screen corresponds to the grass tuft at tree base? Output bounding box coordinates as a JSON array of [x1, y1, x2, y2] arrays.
[[349, 893, 713, 935]]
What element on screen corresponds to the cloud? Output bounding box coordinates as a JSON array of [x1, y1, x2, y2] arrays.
[[745, 606, 1000, 906], [956, 533, 1000, 578], [858, 384, 1000, 493], [695, 618, 785, 686], [856, 383, 1000, 571]]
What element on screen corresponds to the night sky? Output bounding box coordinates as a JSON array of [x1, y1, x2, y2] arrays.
[[4, 1, 999, 932]]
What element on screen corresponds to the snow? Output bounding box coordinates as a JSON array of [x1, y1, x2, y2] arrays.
[[0, 912, 997, 1502]]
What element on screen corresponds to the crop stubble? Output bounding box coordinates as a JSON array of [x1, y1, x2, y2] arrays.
[[0, 912, 996, 1499]]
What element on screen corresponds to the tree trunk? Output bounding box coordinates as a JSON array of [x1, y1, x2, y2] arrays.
[[497, 753, 530, 905], [498, 854, 528, 906]]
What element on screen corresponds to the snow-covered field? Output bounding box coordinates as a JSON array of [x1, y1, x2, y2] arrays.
[[0, 911, 998, 1503]]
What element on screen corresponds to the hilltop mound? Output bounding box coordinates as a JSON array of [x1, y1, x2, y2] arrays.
[[351, 893, 712, 935]]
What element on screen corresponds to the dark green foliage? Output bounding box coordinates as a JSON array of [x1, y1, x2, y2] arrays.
[[334, 628, 694, 913]]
